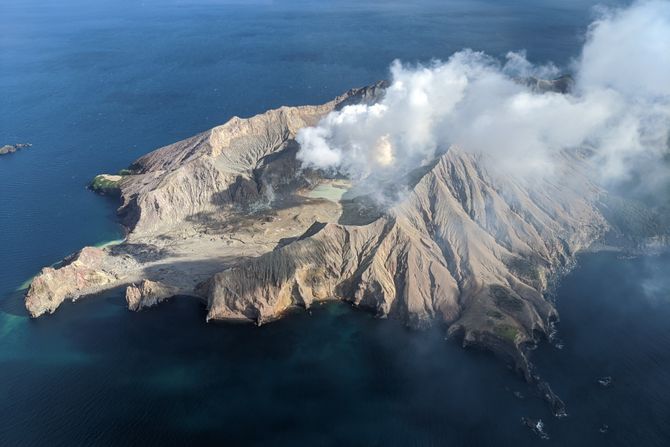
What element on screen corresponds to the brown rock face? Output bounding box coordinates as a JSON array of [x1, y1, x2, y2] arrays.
[[25, 247, 119, 317], [125, 279, 177, 311]]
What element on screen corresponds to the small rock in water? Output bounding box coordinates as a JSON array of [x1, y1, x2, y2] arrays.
[[597, 376, 613, 387], [513, 391, 525, 400], [599, 424, 609, 434], [521, 417, 550, 440], [536, 380, 567, 417], [0, 143, 31, 155]]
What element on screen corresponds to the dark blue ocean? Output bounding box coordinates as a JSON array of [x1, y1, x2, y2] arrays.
[[2, 0, 669, 445]]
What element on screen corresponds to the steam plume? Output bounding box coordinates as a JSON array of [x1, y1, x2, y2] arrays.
[[296, 0, 670, 193]]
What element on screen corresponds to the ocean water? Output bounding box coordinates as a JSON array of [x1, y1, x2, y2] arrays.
[[2, 0, 669, 445]]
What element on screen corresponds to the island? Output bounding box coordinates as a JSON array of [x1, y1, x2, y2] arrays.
[[24, 81, 667, 415]]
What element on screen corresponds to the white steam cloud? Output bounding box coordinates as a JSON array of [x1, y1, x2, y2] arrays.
[[296, 0, 670, 191]]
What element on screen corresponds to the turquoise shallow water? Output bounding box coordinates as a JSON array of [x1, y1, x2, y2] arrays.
[[4, 0, 670, 445]]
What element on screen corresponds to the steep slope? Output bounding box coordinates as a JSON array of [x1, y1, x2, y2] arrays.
[[117, 81, 389, 237], [204, 148, 607, 377]]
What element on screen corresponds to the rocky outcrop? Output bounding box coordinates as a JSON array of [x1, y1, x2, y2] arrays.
[[125, 279, 178, 311], [89, 174, 125, 196], [0, 143, 31, 155], [521, 75, 574, 94], [25, 247, 120, 317]]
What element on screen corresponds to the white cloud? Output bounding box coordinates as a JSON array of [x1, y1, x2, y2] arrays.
[[578, 0, 670, 99], [296, 0, 670, 193]]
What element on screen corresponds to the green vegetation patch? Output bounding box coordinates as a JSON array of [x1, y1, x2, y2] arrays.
[[490, 285, 524, 312], [494, 324, 519, 343], [508, 257, 542, 283], [90, 174, 123, 195]]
